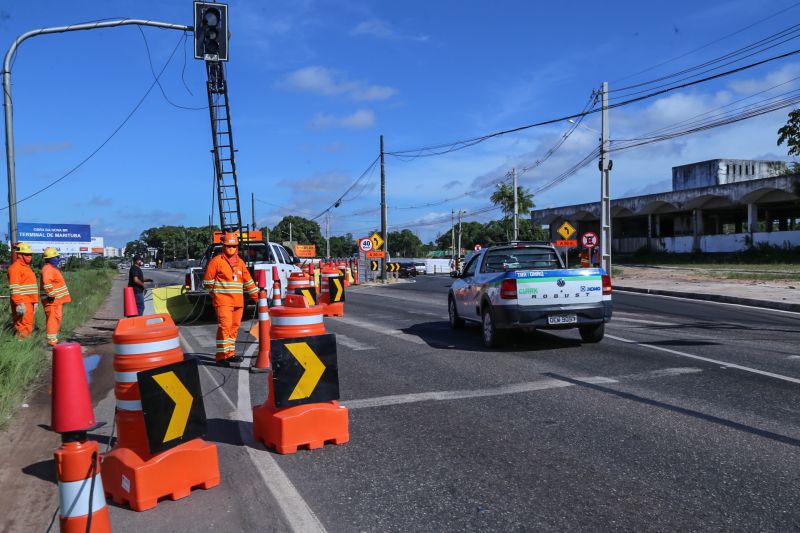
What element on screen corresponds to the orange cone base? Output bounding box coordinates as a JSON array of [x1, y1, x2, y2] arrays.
[[321, 302, 344, 317], [101, 439, 220, 511], [253, 401, 349, 455], [60, 511, 112, 533]]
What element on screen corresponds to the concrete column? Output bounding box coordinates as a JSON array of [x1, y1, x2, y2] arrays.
[[654, 214, 661, 237], [746, 203, 757, 233], [692, 208, 703, 252], [647, 214, 653, 250]]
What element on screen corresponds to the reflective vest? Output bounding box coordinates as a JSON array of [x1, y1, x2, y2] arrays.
[[40, 263, 71, 303], [202, 253, 258, 307], [8, 259, 39, 305]]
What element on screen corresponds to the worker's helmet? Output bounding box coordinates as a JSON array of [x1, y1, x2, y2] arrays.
[[222, 232, 239, 246], [15, 242, 33, 254], [43, 247, 60, 259]]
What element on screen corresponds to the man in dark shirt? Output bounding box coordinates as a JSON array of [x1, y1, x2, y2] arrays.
[[128, 256, 152, 316]]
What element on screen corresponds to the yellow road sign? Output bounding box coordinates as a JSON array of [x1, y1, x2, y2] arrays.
[[152, 371, 193, 442], [330, 277, 345, 302], [297, 288, 317, 306], [557, 221, 576, 240], [370, 232, 384, 250], [286, 342, 326, 401], [370, 260, 379, 271]]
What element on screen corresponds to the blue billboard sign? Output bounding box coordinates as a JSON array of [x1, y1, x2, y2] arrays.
[[18, 222, 91, 243]]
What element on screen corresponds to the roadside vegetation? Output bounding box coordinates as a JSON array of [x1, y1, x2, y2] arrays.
[[0, 260, 117, 428]]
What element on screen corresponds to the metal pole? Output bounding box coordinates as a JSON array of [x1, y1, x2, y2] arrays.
[[380, 135, 387, 282], [251, 192, 256, 231], [512, 168, 518, 240], [3, 19, 192, 243], [326, 212, 331, 258], [600, 82, 612, 275], [457, 209, 463, 271], [289, 222, 292, 243], [451, 209, 455, 270]]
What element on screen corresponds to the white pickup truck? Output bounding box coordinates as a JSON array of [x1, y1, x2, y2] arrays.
[[448, 241, 612, 347], [184, 240, 301, 304]]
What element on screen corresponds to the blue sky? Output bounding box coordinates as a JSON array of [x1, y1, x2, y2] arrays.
[[2, 0, 799, 247]]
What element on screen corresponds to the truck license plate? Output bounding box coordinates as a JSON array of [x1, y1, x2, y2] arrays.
[[548, 314, 577, 325]]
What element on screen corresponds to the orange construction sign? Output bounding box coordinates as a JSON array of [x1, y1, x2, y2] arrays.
[[294, 244, 317, 258], [366, 251, 385, 258], [555, 240, 577, 247]]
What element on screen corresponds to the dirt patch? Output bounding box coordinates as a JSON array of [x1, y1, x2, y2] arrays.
[[616, 266, 800, 289], [0, 274, 125, 533]]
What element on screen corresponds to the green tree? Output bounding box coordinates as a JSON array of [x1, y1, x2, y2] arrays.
[[388, 229, 423, 257], [266, 216, 323, 249], [123, 240, 148, 258], [778, 109, 800, 156], [0, 242, 9, 264], [329, 233, 357, 258], [490, 183, 535, 240]]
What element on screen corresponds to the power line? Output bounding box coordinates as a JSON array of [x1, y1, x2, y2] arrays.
[[0, 33, 187, 213], [137, 27, 206, 111], [311, 155, 381, 221]]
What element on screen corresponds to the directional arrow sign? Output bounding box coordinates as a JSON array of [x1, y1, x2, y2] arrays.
[[370, 232, 384, 250], [557, 221, 576, 240], [329, 276, 345, 302], [370, 260, 379, 271], [295, 287, 317, 305], [271, 334, 340, 407], [138, 359, 206, 454]]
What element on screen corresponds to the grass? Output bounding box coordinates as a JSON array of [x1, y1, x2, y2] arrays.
[[0, 269, 115, 428]]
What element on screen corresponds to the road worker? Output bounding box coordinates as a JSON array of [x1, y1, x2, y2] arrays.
[[203, 232, 259, 365], [8, 242, 39, 338], [40, 248, 71, 346]]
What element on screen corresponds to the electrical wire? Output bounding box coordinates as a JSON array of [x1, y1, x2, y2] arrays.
[[0, 32, 187, 212], [137, 26, 206, 110], [311, 155, 381, 220]]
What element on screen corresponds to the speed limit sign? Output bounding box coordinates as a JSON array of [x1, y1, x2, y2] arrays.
[[581, 232, 598, 249], [359, 238, 373, 252], [474, 244, 482, 251]]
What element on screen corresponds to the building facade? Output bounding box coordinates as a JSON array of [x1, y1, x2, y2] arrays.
[[531, 159, 800, 254]]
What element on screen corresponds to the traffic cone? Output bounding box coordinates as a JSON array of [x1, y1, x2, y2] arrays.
[[256, 268, 267, 290], [250, 289, 271, 372], [123, 287, 137, 317], [51, 343, 111, 532], [52, 343, 97, 434], [270, 266, 282, 307]]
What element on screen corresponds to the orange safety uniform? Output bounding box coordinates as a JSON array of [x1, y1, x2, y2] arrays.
[[40, 263, 71, 346], [203, 252, 258, 361], [8, 258, 39, 338]]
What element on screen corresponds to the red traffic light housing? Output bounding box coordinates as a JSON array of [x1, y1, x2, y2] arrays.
[[194, 2, 228, 61]]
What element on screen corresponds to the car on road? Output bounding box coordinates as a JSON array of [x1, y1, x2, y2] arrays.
[[398, 262, 417, 278], [413, 261, 427, 275], [448, 241, 612, 347]]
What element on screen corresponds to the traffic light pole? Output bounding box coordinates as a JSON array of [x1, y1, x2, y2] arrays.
[[599, 82, 612, 276], [3, 19, 192, 243]]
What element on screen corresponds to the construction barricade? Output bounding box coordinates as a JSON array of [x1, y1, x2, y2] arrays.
[[103, 314, 219, 511], [287, 271, 317, 306], [51, 342, 111, 533], [252, 294, 349, 454], [319, 265, 345, 317]]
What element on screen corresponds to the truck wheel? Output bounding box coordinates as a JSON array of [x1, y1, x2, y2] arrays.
[[448, 296, 465, 329], [579, 323, 605, 343], [482, 307, 503, 348]]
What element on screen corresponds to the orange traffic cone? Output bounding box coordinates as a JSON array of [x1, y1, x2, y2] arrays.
[[123, 287, 137, 317], [270, 266, 282, 307], [51, 343, 111, 532], [251, 289, 271, 372]]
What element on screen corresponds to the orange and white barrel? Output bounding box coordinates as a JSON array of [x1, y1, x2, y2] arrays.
[[319, 265, 344, 316], [112, 314, 183, 456], [270, 294, 326, 339]]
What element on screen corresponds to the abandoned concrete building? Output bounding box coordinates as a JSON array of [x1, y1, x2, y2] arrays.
[[531, 159, 800, 253]]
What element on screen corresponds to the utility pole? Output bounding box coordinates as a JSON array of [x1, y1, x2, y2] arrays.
[[325, 212, 331, 258], [451, 209, 455, 270], [2, 19, 192, 244], [380, 135, 387, 282], [251, 192, 256, 232], [512, 168, 519, 241], [289, 222, 292, 243], [600, 82, 612, 275], [457, 209, 463, 270]]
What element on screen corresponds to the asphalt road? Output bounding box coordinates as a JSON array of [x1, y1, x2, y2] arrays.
[[102, 271, 800, 532]]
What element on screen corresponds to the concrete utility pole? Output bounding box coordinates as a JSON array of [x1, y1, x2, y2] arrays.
[[3, 19, 192, 244], [251, 192, 256, 231], [451, 209, 455, 269], [289, 222, 292, 243], [512, 168, 519, 241], [599, 82, 612, 275], [325, 212, 331, 258], [457, 209, 463, 269], [380, 135, 387, 282]]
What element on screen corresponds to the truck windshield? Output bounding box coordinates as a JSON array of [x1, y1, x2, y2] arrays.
[[481, 248, 562, 273], [205, 243, 275, 264]]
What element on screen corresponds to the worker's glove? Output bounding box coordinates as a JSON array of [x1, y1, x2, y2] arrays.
[[15, 304, 25, 316]]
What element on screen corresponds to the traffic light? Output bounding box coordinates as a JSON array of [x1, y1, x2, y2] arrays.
[[194, 2, 228, 61]]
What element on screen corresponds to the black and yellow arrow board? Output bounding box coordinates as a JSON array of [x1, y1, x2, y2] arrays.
[[370, 260, 379, 271], [294, 287, 317, 306], [138, 359, 207, 455], [271, 333, 340, 408], [328, 276, 345, 302], [387, 262, 401, 272]]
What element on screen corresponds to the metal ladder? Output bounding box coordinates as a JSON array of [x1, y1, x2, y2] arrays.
[[206, 60, 243, 234]]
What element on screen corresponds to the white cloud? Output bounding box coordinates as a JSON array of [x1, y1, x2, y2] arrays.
[[308, 109, 375, 130], [17, 142, 73, 156], [350, 19, 429, 42], [278, 66, 398, 101]]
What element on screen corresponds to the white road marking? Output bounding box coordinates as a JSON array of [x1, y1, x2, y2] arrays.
[[607, 334, 800, 385], [615, 289, 800, 317], [334, 316, 428, 345], [186, 334, 327, 533], [786, 355, 800, 360], [612, 316, 679, 327], [344, 369, 694, 410], [335, 334, 373, 351]]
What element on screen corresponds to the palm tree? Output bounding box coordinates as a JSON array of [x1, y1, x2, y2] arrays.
[[490, 183, 534, 239]]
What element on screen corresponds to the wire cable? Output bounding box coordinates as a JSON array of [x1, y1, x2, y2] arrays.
[[137, 26, 206, 110]]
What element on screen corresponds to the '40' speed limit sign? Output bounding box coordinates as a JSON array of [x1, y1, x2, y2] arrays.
[[359, 238, 373, 252]]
